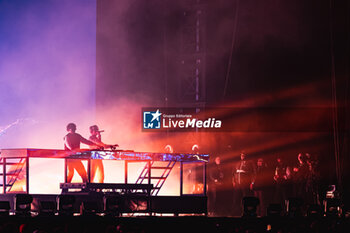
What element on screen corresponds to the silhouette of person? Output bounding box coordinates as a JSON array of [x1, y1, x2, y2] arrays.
[[88, 125, 118, 183], [64, 123, 96, 183]]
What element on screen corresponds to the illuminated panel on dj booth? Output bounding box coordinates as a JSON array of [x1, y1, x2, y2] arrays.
[[0, 148, 209, 163], [0, 148, 209, 196], [72, 150, 209, 162]]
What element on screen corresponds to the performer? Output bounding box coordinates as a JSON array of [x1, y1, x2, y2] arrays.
[[252, 158, 269, 216], [273, 157, 291, 206], [88, 125, 118, 183], [293, 153, 310, 201], [64, 123, 96, 183], [232, 152, 255, 195], [232, 152, 255, 215], [209, 156, 225, 216], [306, 153, 320, 204]]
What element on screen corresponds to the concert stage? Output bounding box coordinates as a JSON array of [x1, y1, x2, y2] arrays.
[[0, 148, 208, 215]]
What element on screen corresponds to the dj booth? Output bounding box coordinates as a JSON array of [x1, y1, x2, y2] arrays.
[[0, 148, 209, 215]]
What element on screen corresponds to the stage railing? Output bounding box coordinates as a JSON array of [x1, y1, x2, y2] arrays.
[[0, 148, 209, 196]]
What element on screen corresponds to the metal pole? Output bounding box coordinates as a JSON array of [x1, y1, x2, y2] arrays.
[[148, 161, 151, 186], [148, 160, 152, 215], [124, 161, 128, 184], [180, 162, 183, 196], [3, 158, 6, 194], [26, 158, 29, 194], [87, 158, 91, 183], [64, 159, 67, 183], [203, 162, 207, 196]]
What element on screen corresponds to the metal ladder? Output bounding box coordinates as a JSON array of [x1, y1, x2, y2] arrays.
[[0, 157, 26, 193], [135, 161, 176, 196]]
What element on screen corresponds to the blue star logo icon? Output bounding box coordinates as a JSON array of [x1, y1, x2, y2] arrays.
[[143, 109, 162, 129], [150, 109, 162, 122]]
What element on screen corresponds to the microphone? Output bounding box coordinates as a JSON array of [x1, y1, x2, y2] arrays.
[[98, 130, 105, 133]]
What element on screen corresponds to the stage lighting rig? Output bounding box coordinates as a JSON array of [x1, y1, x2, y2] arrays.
[[14, 194, 33, 216], [57, 195, 75, 216], [242, 196, 260, 217]]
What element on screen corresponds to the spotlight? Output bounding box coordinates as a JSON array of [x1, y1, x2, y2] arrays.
[[326, 185, 338, 199], [0, 201, 11, 216], [57, 195, 75, 216], [127, 198, 148, 212], [80, 201, 99, 216], [267, 203, 283, 217], [192, 144, 200, 154], [324, 198, 342, 217], [242, 196, 260, 217], [164, 144, 174, 153], [286, 198, 303, 217], [14, 194, 33, 216], [104, 195, 123, 217], [39, 201, 56, 216]]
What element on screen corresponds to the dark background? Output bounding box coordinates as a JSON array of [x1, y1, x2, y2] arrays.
[[96, 0, 349, 208]]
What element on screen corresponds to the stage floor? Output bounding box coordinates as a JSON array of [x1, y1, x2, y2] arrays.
[[0, 193, 207, 215]]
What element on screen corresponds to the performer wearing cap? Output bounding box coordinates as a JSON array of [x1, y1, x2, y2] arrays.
[[64, 123, 97, 183], [89, 125, 119, 183]]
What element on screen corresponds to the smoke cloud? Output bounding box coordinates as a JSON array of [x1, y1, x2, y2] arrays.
[[0, 0, 96, 149]]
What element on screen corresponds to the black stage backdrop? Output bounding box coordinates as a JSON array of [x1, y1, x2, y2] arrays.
[[96, 0, 349, 207]]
